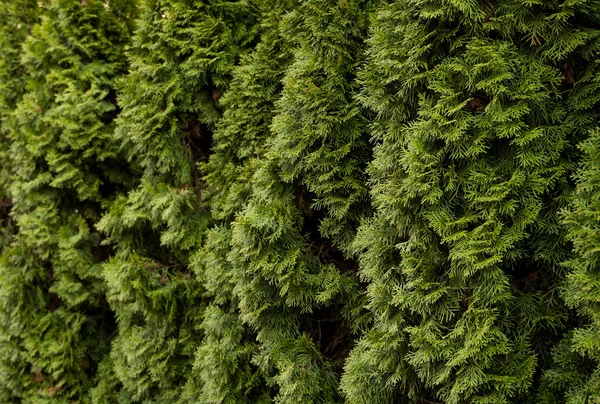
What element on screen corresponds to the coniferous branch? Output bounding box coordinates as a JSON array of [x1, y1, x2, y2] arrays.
[[0, 0, 136, 401], [94, 0, 259, 400], [0, 0, 599, 402]]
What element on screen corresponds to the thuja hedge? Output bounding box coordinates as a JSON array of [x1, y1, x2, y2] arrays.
[[1, 0, 600, 402]]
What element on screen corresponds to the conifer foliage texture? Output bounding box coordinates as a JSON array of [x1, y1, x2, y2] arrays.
[[1, 0, 600, 402]]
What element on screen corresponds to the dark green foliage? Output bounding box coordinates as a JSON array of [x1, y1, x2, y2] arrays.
[[547, 129, 600, 403], [341, 1, 600, 403], [270, 0, 373, 252], [2, 0, 600, 402], [0, 0, 40, 253], [0, 0, 135, 401], [222, 0, 373, 400], [95, 0, 259, 401], [183, 0, 296, 400]]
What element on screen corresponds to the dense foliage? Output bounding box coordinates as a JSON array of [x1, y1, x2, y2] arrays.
[[1, 0, 600, 402]]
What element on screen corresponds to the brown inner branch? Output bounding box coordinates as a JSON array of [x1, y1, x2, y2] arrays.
[[180, 119, 212, 203]]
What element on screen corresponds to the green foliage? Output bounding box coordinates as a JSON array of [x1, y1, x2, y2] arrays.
[[341, 1, 600, 403], [270, 0, 373, 252], [2, 0, 600, 402], [95, 0, 259, 401], [221, 0, 374, 400], [551, 129, 600, 403], [0, 0, 135, 401], [184, 0, 296, 401], [0, 0, 40, 253]]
